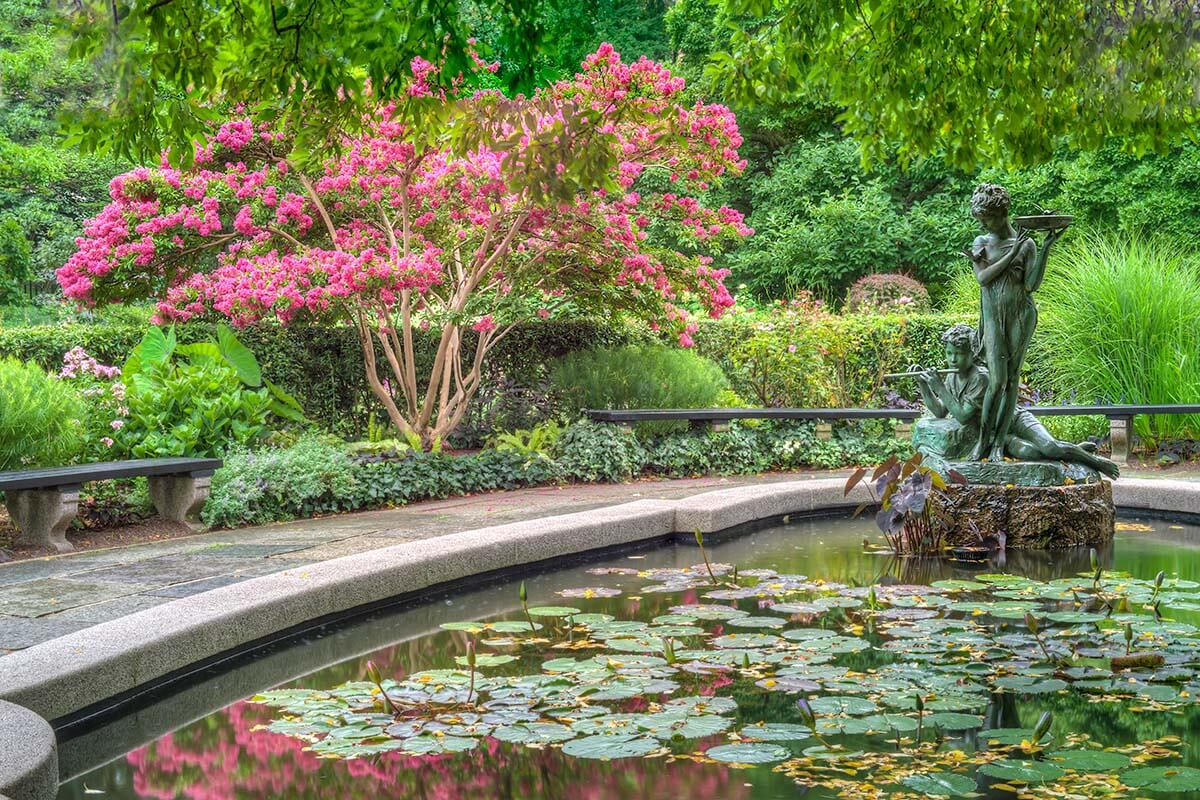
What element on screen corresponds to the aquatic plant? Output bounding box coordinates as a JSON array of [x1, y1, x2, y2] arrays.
[[845, 453, 961, 555], [249, 557, 1200, 798]]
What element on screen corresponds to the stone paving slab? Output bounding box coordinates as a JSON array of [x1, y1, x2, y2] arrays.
[[0, 615, 94, 650], [0, 578, 154, 618]]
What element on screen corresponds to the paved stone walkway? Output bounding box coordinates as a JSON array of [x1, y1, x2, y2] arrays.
[[2, 466, 1197, 655], [0, 472, 821, 654]]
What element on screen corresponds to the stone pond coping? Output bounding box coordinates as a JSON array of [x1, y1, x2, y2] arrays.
[[1, 475, 1198, 799]]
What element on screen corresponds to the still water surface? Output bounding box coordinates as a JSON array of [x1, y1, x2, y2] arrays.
[[57, 514, 1200, 799]]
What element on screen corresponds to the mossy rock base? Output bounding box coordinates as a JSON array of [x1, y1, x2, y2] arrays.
[[927, 457, 1102, 487], [933, 480, 1114, 549]]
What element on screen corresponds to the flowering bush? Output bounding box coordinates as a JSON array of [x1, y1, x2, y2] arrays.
[[59, 45, 750, 447], [842, 273, 932, 314], [58, 346, 129, 460]]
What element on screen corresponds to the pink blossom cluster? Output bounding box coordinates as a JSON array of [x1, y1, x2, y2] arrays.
[[60, 45, 752, 348], [59, 346, 121, 380]]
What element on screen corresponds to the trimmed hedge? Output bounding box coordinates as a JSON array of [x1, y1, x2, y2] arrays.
[[1, 312, 993, 438]]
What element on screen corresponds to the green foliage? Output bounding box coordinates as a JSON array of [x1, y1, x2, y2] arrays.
[[1043, 415, 1109, 445], [844, 274, 932, 315], [0, 319, 644, 441], [697, 305, 952, 409], [1036, 234, 1200, 439], [203, 437, 362, 527], [551, 345, 729, 434], [117, 326, 303, 458], [0, 0, 125, 287], [551, 420, 648, 483], [63, 0, 549, 164], [713, 0, 1200, 169], [0, 356, 83, 469], [491, 421, 564, 456]]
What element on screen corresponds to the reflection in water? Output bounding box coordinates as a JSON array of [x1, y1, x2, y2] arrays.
[[58, 514, 1200, 800]]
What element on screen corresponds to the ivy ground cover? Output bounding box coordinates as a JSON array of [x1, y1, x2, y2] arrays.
[[63, 516, 1200, 799]]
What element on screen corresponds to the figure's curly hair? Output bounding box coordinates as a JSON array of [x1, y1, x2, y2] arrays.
[[970, 183, 1010, 218], [941, 323, 977, 351]]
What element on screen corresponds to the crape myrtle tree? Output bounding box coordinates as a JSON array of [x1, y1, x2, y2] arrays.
[[59, 46, 751, 447]]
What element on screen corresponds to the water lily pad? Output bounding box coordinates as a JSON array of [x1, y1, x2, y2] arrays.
[[1050, 750, 1131, 771], [1120, 766, 1200, 792], [738, 722, 813, 741], [809, 696, 877, 716], [992, 675, 1068, 694], [455, 654, 518, 667], [978, 759, 1066, 783], [923, 712, 983, 730], [900, 772, 978, 796], [558, 587, 622, 599], [705, 742, 791, 764], [726, 615, 786, 628], [399, 735, 479, 755], [527, 606, 582, 617], [560, 734, 660, 759]]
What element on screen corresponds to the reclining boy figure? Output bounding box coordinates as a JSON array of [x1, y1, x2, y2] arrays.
[[912, 323, 1119, 479]]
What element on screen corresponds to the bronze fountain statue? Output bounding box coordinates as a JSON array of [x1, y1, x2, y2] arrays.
[[902, 184, 1117, 547]]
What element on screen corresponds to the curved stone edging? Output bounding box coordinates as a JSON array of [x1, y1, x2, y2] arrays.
[[0, 700, 57, 800], [0, 475, 1196, 800]]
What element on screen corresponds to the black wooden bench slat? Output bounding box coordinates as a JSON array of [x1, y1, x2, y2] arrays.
[[585, 404, 1200, 424], [0, 458, 223, 492]]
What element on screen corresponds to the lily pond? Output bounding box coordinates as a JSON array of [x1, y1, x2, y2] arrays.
[[59, 515, 1200, 800]]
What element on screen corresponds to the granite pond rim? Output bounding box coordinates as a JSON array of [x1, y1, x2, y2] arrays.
[[0, 476, 1199, 800]]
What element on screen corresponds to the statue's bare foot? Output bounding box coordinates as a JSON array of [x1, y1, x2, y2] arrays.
[[1096, 458, 1120, 479], [1078, 441, 1098, 453]]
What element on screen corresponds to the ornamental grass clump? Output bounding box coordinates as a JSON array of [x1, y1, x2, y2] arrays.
[[1037, 233, 1200, 440], [0, 357, 84, 470]]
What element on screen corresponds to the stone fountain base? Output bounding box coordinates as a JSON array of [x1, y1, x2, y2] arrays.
[[929, 460, 1114, 549]]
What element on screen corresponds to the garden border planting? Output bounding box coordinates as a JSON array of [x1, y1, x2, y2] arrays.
[[1, 476, 1199, 800]]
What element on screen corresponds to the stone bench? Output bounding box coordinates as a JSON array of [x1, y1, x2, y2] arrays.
[[0, 458, 221, 553], [585, 404, 1200, 464]]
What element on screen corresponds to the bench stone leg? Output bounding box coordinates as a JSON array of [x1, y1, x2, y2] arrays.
[[1109, 417, 1132, 465], [148, 475, 211, 528], [4, 489, 78, 553], [816, 422, 834, 441], [894, 422, 913, 440]]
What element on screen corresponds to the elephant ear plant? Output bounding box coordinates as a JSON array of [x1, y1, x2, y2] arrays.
[[119, 324, 306, 457], [845, 454, 964, 555]]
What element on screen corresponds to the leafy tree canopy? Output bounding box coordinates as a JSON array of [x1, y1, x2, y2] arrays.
[[710, 0, 1200, 168], [64, 0, 553, 165]]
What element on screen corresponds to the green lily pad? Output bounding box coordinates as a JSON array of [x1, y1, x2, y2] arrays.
[[1121, 766, 1200, 792], [705, 742, 791, 764], [527, 606, 582, 617], [490, 722, 575, 744], [737, 722, 813, 741], [923, 712, 983, 730], [978, 759, 1066, 783], [1050, 750, 1132, 771], [900, 772, 978, 796], [561, 734, 660, 759]]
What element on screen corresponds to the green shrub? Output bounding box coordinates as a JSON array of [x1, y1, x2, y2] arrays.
[[1043, 414, 1109, 444], [0, 319, 646, 440], [1036, 233, 1200, 440], [551, 345, 728, 435], [552, 420, 647, 483], [352, 449, 562, 509], [118, 326, 305, 458], [203, 437, 362, 527], [490, 420, 564, 456], [0, 357, 83, 470], [843, 273, 932, 314]]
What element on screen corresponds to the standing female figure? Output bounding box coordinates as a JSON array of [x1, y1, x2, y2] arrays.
[[966, 184, 1060, 461]]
